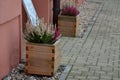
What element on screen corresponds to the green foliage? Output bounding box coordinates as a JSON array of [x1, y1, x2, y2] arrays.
[[24, 31, 41, 43], [24, 30, 53, 44], [40, 31, 53, 44]]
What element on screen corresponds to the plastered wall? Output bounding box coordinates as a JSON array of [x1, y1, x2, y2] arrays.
[[0, 0, 22, 79]]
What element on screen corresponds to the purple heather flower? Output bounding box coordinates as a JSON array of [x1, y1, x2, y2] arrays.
[[61, 6, 79, 16], [53, 28, 60, 41]]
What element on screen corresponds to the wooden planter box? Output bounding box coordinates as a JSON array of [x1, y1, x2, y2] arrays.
[[25, 39, 61, 76], [58, 15, 80, 37]]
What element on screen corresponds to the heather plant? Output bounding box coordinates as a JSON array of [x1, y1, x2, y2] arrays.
[[61, 0, 79, 16], [24, 18, 60, 44], [61, 6, 79, 16]]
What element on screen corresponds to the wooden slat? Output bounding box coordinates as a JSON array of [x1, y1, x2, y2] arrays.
[[58, 15, 76, 22], [26, 66, 53, 76], [58, 20, 76, 26], [59, 26, 76, 32], [59, 27, 76, 37], [26, 51, 54, 59], [26, 43, 54, 53], [27, 58, 53, 65], [27, 59, 54, 68], [60, 31, 75, 37]]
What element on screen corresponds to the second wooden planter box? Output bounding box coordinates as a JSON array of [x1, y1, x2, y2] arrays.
[[58, 15, 80, 37], [25, 39, 61, 76]]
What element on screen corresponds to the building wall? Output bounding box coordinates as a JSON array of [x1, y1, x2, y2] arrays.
[[0, 0, 21, 79], [32, 0, 53, 24]]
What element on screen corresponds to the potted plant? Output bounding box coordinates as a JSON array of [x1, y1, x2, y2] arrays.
[[24, 18, 61, 76], [58, 1, 80, 37]]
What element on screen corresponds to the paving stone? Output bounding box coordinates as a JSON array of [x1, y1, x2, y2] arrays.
[[112, 78, 120, 80], [75, 76, 87, 79], [67, 76, 75, 79], [94, 72, 101, 77], [101, 66, 113, 72], [100, 75, 112, 80], [69, 71, 82, 76], [87, 76, 99, 80], [100, 79, 111, 80]]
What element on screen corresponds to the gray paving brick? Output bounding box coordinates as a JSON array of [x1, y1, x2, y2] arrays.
[[100, 75, 112, 80], [101, 66, 113, 72], [87, 76, 99, 80], [113, 78, 120, 80], [75, 76, 86, 79]]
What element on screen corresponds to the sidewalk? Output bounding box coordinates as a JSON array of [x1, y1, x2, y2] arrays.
[[60, 0, 120, 80]]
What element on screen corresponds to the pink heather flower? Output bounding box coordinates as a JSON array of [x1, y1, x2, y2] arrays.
[[53, 28, 60, 41], [61, 6, 79, 16]]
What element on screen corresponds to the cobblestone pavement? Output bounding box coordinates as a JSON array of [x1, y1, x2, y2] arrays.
[[60, 0, 120, 80]]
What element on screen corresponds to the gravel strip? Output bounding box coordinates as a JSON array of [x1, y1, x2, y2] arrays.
[[3, 63, 66, 80], [77, 1, 100, 37]]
